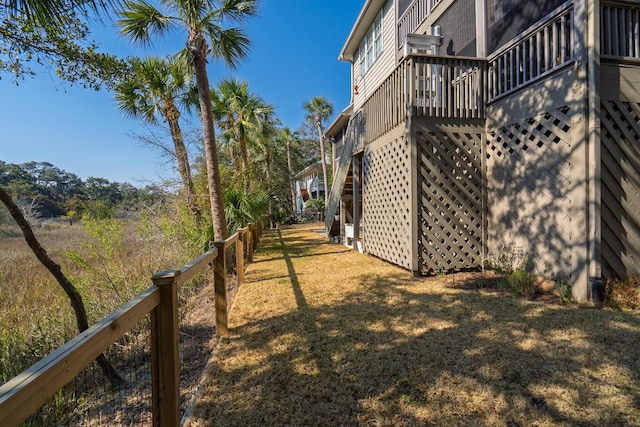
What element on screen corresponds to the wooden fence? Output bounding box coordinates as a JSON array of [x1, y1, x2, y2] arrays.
[[0, 221, 265, 427]]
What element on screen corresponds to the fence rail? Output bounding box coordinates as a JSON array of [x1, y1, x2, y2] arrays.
[[0, 220, 265, 427]]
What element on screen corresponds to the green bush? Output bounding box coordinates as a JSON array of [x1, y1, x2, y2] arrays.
[[508, 267, 537, 299], [304, 198, 324, 212]]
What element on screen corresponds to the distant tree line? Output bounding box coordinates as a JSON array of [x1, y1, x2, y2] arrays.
[[0, 160, 165, 221]]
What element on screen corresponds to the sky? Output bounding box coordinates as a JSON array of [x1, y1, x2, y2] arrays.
[[0, 1, 363, 185]]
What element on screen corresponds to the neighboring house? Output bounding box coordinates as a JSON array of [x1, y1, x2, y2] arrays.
[[325, 0, 640, 301], [294, 161, 327, 215]]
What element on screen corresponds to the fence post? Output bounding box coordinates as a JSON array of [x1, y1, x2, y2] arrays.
[[252, 222, 259, 253], [246, 223, 254, 262], [150, 270, 181, 427], [213, 241, 228, 337], [236, 230, 245, 286]]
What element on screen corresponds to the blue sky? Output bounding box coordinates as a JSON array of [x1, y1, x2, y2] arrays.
[[1, 1, 362, 185]]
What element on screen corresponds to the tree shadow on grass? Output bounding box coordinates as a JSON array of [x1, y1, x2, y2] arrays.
[[190, 227, 640, 426]]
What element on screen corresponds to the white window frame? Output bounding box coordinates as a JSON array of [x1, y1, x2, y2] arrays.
[[355, 9, 384, 76]]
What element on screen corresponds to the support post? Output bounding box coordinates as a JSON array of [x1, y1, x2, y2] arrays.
[[150, 270, 180, 427], [247, 225, 254, 262], [213, 242, 228, 337], [352, 154, 361, 252], [586, 0, 602, 297], [407, 57, 420, 276], [236, 231, 245, 286]]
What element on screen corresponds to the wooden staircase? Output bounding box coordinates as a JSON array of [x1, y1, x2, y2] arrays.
[[324, 117, 357, 235]]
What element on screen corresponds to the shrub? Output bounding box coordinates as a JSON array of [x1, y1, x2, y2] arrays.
[[508, 267, 537, 299], [304, 198, 324, 212]]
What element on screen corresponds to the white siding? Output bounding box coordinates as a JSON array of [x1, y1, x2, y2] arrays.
[[353, 1, 397, 111]]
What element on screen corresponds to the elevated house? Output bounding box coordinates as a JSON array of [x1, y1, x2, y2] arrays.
[[294, 161, 327, 215], [325, 0, 640, 301]]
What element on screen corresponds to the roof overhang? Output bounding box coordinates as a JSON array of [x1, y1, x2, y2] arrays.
[[339, 0, 388, 62], [294, 161, 326, 180], [326, 105, 353, 138]]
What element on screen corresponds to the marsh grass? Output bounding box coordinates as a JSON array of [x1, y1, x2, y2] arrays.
[[188, 223, 640, 427], [0, 217, 193, 384]]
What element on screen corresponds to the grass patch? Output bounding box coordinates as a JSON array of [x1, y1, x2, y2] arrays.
[[187, 223, 640, 427]]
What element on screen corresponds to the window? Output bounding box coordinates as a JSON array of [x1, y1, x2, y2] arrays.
[[355, 9, 384, 75]]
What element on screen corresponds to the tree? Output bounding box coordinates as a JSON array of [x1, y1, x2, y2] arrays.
[[115, 56, 201, 223], [118, 0, 258, 241], [211, 78, 274, 193], [0, 12, 130, 90], [3, 0, 124, 27], [303, 96, 333, 206], [280, 127, 300, 219], [253, 119, 278, 226]]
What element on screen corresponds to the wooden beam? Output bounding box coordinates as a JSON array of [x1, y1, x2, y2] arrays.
[[150, 272, 180, 427], [213, 241, 228, 337]]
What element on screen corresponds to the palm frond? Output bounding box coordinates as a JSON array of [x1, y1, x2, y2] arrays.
[[118, 0, 175, 46], [207, 26, 250, 68], [217, 0, 257, 23]]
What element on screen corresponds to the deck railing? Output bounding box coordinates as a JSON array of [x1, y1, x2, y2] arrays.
[[397, 0, 439, 51], [408, 54, 487, 120], [0, 221, 264, 427], [487, 1, 574, 101], [361, 53, 487, 143], [601, 1, 640, 60]]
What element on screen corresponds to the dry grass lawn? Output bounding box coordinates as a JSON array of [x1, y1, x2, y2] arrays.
[[187, 222, 640, 427]]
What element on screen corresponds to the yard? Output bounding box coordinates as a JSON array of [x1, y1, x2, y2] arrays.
[[186, 222, 640, 426]]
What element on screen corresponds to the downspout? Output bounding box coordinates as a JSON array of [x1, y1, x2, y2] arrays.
[[587, 0, 603, 300]]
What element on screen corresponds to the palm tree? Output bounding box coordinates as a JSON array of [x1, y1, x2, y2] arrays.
[[115, 56, 201, 223], [118, 0, 258, 241], [303, 96, 333, 206], [280, 127, 300, 219], [253, 119, 278, 226], [5, 0, 121, 25], [211, 78, 274, 193]]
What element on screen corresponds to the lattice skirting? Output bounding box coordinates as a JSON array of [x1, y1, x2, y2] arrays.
[[601, 100, 640, 279], [416, 128, 483, 272], [486, 105, 573, 276], [362, 136, 412, 269]]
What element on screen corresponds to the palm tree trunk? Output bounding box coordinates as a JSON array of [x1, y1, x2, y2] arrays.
[[286, 139, 296, 218], [0, 185, 123, 386], [264, 149, 274, 228], [316, 119, 329, 206], [239, 131, 250, 194], [189, 30, 228, 241], [165, 103, 201, 224]]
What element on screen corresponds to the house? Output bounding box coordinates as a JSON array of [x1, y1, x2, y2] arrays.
[[325, 0, 640, 301], [294, 161, 327, 216]]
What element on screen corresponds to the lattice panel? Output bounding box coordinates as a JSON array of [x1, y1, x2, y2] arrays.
[[363, 137, 412, 269], [601, 100, 640, 279], [417, 130, 483, 272], [486, 105, 573, 276]]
